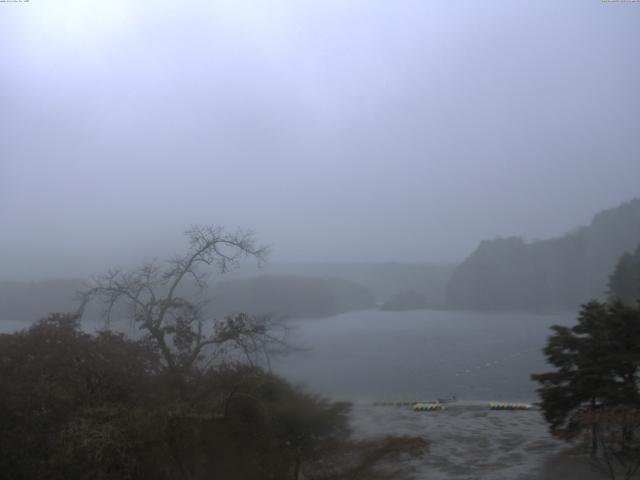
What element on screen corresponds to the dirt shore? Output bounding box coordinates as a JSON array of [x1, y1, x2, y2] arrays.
[[349, 403, 604, 480]]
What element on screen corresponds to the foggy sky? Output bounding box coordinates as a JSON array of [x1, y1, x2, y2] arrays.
[[2, 0, 640, 279]]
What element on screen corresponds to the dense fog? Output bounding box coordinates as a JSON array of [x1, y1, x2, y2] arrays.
[[2, 3, 640, 480], [2, 0, 640, 280]]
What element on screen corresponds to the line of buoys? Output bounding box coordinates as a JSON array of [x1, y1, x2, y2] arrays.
[[489, 402, 532, 410], [413, 402, 446, 411], [373, 401, 420, 407], [372, 401, 534, 411], [373, 398, 456, 407]]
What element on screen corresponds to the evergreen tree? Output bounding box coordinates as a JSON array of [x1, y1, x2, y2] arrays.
[[532, 301, 640, 452], [608, 244, 640, 305]]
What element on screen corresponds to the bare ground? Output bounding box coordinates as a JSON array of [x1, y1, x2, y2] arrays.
[[349, 402, 605, 480]]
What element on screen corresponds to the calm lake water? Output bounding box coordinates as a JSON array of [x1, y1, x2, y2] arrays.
[[1, 309, 575, 404], [272, 309, 575, 403]]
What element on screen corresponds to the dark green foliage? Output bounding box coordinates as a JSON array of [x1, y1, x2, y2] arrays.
[[0, 313, 162, 480], [447, 198, 640, 310], [608, 244, 640, 305], [532, 301, 640, 443], [0, 314, 427, 480], [1, 228, 428, 479]]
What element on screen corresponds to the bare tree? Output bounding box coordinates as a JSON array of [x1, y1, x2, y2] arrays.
[[78, 226, 288, 383]]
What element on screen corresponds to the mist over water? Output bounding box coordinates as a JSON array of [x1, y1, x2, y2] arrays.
[[0, 308, 574, 403], [274, 309, 574, 402], [2, 2, 640, 478]]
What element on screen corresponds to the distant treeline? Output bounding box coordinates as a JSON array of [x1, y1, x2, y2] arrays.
[[0, 275, 376, 322], [0, 262, 454, 322], [227, 261, 455, 305], [4, 199, 638, 319], [608, 242, 640, 304], [447, 198, 640, 310], [209, 275, 375, 319]]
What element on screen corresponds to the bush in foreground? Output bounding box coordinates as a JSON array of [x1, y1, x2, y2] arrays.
[[0, 314, 427, 480]]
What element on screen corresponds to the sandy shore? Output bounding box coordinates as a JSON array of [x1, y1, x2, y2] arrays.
[[349, 402, 603, 480]]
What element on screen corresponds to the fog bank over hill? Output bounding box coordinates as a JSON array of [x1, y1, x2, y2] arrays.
[[223, 261, 454, 305], [4, 198, 639, 321], [0, 279, 86, 322], [447, 198, 640, 310], [0, 275, 374, 322], [0, 260, 454, 322], [209, 275, 375, 319], [2, 2, 640, 478], [2, 2, 640, 282]]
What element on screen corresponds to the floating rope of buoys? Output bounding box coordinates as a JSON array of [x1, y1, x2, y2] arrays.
[[413, 402, 446, 411], [488, 402, 532, 410], [374, 401, 420, 407]]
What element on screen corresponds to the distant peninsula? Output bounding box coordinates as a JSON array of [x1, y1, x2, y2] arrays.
[[379, 290, 431, 311], [446, 198, 640, 311]]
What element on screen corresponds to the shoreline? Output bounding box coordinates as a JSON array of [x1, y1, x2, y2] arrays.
[[349, 403, 600, 480]]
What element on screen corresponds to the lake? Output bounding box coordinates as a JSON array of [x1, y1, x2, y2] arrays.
[[0, 309, 575, 403], [273, 309, 575, 403], [2, 309, 593, 478]]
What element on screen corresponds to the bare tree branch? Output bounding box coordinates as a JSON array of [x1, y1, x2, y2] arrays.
[[78, 225, 282, 385]]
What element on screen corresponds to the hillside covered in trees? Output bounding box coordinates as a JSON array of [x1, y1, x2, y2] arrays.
[[0, 275, 375, 323], [221, 262, 454, 306], [446, 199, 640, 310], [0, 262, 451, 322], [608, 242, 640, 305]]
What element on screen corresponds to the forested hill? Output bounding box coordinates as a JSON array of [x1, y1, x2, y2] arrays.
[[446, 198, 640, 310], [0, 275, 375, 323], [225, 261, 454, 306]]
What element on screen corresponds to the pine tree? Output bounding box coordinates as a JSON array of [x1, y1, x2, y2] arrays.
[[532, 301, 640, 452], [608, 244, 640, 305]]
